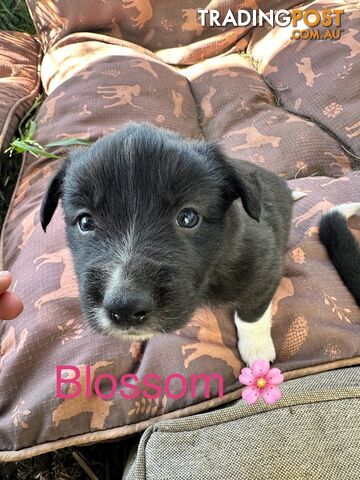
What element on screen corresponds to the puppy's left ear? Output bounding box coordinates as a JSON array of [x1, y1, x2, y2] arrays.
[[40, 163, 67, 231], [229, 166, 262, 221], [205, 144, 262, 221]]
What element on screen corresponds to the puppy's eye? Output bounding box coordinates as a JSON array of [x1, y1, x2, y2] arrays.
[[78, 215, 96, 233], [176, 208, 200, 228]]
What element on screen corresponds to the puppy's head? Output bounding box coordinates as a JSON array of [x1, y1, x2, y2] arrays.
[[41, 124, 260, 339]]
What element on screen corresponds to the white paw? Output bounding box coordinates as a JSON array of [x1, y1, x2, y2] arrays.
[[238, 335, 276, 367]]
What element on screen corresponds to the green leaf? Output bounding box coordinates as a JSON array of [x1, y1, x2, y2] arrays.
[[11, 140, 59, 158], [25, 120, 37, 140], [45, 138, 92, 148]]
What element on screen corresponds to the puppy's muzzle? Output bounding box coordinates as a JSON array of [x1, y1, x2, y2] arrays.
[[103, 289, 155, 327]]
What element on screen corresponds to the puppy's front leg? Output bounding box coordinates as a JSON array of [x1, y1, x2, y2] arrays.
[[235, 303, 275, 366]]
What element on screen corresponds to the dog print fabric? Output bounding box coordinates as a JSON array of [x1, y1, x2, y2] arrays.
[[0, 0, 359, 460], [26, 0, 300, 60], [0, 31, 40, 152]]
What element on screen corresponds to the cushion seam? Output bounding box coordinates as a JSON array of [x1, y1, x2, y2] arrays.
[[0, 36, 42, 271]]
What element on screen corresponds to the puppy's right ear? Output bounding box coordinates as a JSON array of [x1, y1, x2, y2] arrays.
[[40, 163, 67, 232]]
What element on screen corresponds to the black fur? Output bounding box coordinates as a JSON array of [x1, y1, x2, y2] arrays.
[[320, 210, 360, 307], [40, 123, 293, 337]]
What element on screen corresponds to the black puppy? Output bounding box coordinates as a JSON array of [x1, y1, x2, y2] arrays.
[[41, 123, 293, 365]]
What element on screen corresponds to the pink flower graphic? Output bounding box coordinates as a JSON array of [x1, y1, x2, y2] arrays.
[[239, 360, 284, 405]]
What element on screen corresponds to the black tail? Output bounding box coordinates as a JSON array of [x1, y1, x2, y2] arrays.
[[320, 206, 360, 307]]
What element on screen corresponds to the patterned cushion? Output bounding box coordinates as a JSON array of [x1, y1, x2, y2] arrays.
[[26, 0, 296, 62], [0, 0, 359, 461], [0, 31, 40, 152]]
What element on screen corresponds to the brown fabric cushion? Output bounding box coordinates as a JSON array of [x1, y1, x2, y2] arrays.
[[0, 31, 41, 152], [0, 0, 359, 462], [26, 0, 299, 63], [249, 1, 360, 158], [185, 52, 351, 178]]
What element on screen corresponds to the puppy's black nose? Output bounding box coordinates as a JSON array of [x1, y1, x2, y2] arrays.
[[104, 291, 154, 325]]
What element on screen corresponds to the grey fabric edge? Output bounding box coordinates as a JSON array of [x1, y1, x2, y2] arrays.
[[151, 366, 360, 433], [124, 367, 360, 479]]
